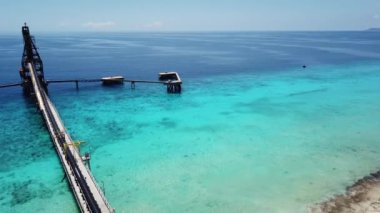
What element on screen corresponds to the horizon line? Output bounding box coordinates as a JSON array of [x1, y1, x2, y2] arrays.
[[0, 28, 377, 35]]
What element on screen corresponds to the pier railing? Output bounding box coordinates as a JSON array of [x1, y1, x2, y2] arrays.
[[28, 62, 114, 213]]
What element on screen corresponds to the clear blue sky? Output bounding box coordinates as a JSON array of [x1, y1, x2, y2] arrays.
[[1, 0, 380, 32]]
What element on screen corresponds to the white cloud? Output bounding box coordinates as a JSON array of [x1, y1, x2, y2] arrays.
[[144, 21, 164, 29], [83, 21, 116, 29], [373, 14, 380, 19]]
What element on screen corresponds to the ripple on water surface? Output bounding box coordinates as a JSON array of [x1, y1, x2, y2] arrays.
[[1, 62, 380, 212]]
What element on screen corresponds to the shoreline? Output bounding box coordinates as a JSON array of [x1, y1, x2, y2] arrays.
[[310, 170, 380, 213]]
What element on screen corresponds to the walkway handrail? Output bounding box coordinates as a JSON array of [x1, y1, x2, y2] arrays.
[[28, 62, 114, 213]]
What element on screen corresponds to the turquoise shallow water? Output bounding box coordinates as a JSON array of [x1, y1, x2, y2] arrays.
[[2, 61, 379, 212], [1, 31, 380, 212]]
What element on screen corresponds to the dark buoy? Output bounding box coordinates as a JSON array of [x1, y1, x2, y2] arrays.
[[302, 65, 307, 69]]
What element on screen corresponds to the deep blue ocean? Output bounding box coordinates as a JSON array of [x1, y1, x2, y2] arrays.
[[1, 31, 380, 212]]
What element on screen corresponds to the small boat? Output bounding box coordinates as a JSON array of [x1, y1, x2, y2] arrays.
[[101, 76, 124, 85]]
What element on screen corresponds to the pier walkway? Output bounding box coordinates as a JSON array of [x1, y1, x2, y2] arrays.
[[0, 83, 21, 88], [28, 62, 114, 213]]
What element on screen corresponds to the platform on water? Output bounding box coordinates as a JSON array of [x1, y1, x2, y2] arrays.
[[101, 76, 124, 85], [44, 72, 183, 93], [159, 72, 182, 93]]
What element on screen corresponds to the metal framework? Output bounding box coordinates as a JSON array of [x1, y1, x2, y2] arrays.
[[20, 23, 47, 95], [21, 25, 114, 212]]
